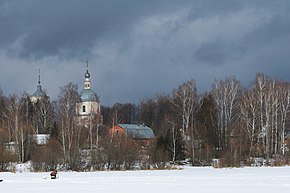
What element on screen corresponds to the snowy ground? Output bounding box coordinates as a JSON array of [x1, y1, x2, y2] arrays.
[[1, 167, 290, 193]]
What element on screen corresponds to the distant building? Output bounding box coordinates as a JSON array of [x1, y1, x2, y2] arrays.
[[30, 69, 48, 103], [33, 134, 50, 145], [30, 69, 51, 134], [4, 141, 17, 154], [110, 124, 155, 146], [76, 62, 102, 126]]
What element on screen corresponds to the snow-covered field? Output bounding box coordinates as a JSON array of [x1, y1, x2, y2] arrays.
[[1, 167, 290, 193]]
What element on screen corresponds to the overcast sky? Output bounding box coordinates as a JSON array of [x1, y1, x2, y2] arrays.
[[0, 0, 290, 106]]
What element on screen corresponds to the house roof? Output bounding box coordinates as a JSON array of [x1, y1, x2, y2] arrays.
[[118, 124, 155, 139]]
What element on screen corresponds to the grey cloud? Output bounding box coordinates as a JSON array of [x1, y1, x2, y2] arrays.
[[1, 0, 290, 105], [195, 40, 227, 66], [243, 13, 290, 49], [0, 0, 193, 60]]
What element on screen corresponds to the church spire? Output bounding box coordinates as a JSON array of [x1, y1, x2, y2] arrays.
[[85, 61, 90, 79], [37, 68, 42, 91], [84, 61, 91, 89], [38, 69, 41, 85], [31, 68, 46, 103]]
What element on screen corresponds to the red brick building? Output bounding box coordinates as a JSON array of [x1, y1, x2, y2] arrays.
[[110, 124, 155, 146]]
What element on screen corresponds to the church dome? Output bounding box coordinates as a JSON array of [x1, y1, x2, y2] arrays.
[[32, 85, 46, 97], [80, 88, 99, 102], [32, 69, 46, 98]]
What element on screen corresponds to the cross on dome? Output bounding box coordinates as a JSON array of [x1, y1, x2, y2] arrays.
[[38, 69, 41, 85]]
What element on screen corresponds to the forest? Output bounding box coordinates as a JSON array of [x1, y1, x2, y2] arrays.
[[1, 72, 290, 171]]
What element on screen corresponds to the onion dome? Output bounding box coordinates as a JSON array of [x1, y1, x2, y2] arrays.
[[80, 89, 99, 102], [32, 69, 46, 97], [80, 61, 99, 102], [32, 85, 46, 97]]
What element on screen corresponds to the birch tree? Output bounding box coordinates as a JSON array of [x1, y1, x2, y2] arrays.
[[172, 80, 196, 137], [33, 96, 53, 134], [2, 94, 32, 162], [277, 82, 290, 155], [247, 74, 290, 160], [165, 124, 185, 162], [240, 90, 259, 157], [252, 73, 268, 143], [212, 76, 241, 149], [58, 82, 80, 168], [263, 79, 276, 162], [0, 87, 4, 128]]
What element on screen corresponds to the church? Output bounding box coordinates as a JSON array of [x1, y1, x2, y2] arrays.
[[30, 62, 102, 135], [30, 69, 51, 143], [76, 62, 102, 127], [30, 69, 48, 104]]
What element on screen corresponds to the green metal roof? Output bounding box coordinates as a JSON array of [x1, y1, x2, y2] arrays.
[[32, 85, 46, 97], [80, 89, 99, 102], [118, 124, 155, 139]]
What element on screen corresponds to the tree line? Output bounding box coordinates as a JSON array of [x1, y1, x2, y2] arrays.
[[1, 73, 290, 171]]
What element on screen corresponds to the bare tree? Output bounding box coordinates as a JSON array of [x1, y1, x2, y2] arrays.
[[2, 94, 32, 162], [264, 79, 276, 162], [240, 89, 259, 157], [212, 76, 241, 149], [165, 125, 186, 162], [110, 103, 136, 124], [33, 96, 53, 134], [252, 73, 268, 143], [238, 74, 290, 163], [277, 82, 290, 155], [57, 82, 80, 169], [139, 99, 156, 128], [172, 80, 196, 137], [0, 87, 5, 128]]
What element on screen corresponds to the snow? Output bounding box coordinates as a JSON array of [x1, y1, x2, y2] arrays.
[[33, 134, 50, 145], [1, 167, 290, 193], [15, 162, 32, 173]]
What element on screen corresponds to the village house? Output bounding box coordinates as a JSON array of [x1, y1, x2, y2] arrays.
[[110, 124, 155, 147]]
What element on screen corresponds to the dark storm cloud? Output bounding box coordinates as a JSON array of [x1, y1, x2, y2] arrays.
[[0, 0, 193, 59], [0, 0, 264, 59], [1, 0, 290, 105], [0, 1, 280, 58]]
